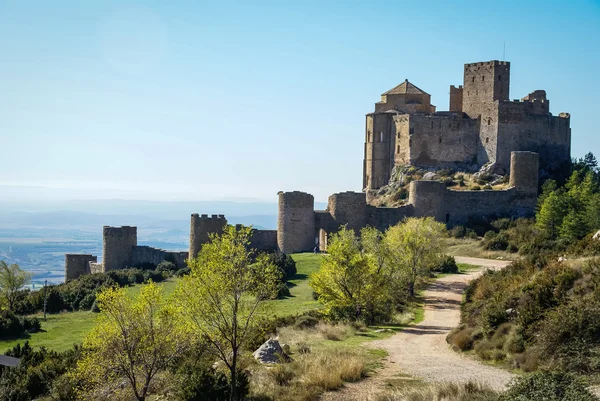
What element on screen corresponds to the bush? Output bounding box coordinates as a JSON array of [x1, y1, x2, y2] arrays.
[[482, 231, 509, 251], [471, 185, 482, 191], [268, 253, 297, 281], [432, 255, 459, 274], [499, 371, 598, 401], [447, 327, 476, 351], [156, 260, 177, 273], [294, 315, 319, 330], [176, 364, 237, 401]]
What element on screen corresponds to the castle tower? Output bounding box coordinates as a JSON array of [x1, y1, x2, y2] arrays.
[[364, 113, 393, 190], [327, 191, 367, 233], [189, 214, 227, 259], [408, 180, 447, 221], [64, 254, 97, 281], [277, 191, 315, 254], [102, 226, 137, 271], [462, 60, 510, 118], [509, 151, 539, 195]]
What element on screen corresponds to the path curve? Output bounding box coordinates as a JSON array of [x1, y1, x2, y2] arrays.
[[321, 256, 514, 401]]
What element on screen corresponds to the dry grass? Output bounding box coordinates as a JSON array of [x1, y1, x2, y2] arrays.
[[376, 381, 498, 401], [445, 238, 517, 261], [249, 322, 369, 401]]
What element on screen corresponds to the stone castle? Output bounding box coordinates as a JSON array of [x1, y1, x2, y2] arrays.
[[65, 60, 571, 280], [364, 60, 571, 189]]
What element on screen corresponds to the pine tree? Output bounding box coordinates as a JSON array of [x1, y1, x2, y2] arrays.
[[536, 190, 567, 239]]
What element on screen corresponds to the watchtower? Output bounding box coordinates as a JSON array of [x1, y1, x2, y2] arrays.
[[189, 214, 227, 259], [64, 254, 97, 281], [277, 191, 315, 254], [327, 191, 367, 233], [102, 226, 137, 271], [509, 151, 539, 195]]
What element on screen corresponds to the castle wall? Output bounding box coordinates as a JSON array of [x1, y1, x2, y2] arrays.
[[403, 114, 479, 169], [189, 214, 227, 259], [131, 246, 188, 268], [103, 226, 137, 271], [65, 254, 97, 281], [277, 191, 315, 254], [248, 229, 278, 252], [392, 114, 411, 166], [496, 102, 570, 175], [366, 205, 413, 231], [443, 188, 522, 225]]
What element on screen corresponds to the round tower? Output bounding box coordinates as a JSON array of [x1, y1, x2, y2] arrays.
[[277, 191, 315, 254], [408, 180, 446, 220], [327, 191, 367, 233], [509, 151, 539, 194]]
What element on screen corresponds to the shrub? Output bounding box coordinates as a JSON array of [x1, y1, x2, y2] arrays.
[[156, 261, 177, 273], [432, 255, 458, 274], [482, 231, 509, 251], [499, 371, 598, 401], [176, 364, 237, 401], [447, 327, 476, 351], [268, 253, 297, 280], [471, 185, 481, 191]]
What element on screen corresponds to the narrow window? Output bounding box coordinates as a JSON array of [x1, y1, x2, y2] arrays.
[[488, 118, 491, 125], [431, 121, 434, 129], [472, 77, 475, 83], [439, 137, 442, 144], [499, 75, 502, 81], [368, 132, 371, 142], [476, 90, 478, 95], [397, 145, 400, 153], [486, 137, 489, 144], [409, 138, 412, 146], [445, 213, 450, 223], [409, 127, 414, 135], [397, 132, 400, 139], [482, 76, 485, 81], [380, 131, 384, 142]]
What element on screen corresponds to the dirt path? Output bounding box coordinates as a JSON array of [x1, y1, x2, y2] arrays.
[[321, 256, 513, 401]]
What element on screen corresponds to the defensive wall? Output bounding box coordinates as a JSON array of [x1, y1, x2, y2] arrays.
[[278, 151, 539, 254]]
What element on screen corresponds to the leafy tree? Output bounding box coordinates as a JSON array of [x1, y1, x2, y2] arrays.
[[175, 225, 281, 401], [310, 226, 393, 323], [0, 261, 32, 312], [75, 283, 189, 401], [385, 217, 447, 298]]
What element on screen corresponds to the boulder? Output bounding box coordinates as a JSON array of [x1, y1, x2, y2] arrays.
[[423, 172, 437, 180], [253, 339, 290, 364], [593, 230, 600, 240]]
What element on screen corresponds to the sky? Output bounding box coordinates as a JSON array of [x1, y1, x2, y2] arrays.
[[0, 0, 599, 203]]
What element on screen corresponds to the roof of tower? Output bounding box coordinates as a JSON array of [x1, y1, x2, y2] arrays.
[[382, 79, 429, 96]]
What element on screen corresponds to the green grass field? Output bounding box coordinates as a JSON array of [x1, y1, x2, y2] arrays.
[[0, 253, 324, 352]]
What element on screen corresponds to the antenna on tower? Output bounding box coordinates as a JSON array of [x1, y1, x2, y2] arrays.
[[503, 41, 506, 61]]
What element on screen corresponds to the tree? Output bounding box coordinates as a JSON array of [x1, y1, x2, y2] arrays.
[[310, 226, 393, 323], [0, 261, 32, 312], [385, 217, 447, 298], [175, 225, 281, 401], [75, 283, 189, 401], [536, 190, 567, 239]]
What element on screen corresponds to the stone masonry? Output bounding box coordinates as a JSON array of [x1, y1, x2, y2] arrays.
[[363, 60, 571, 191]]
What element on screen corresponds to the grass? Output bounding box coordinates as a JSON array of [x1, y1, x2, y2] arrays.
[[446, 238, 518, 261], [0, 253, 324, 353]]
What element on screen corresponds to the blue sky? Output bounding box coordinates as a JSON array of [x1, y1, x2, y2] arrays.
[[1, 0, 599, 203]]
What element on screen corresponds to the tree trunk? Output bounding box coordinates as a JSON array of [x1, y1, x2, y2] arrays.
[[230, 352, 238, 401], [408, 281, 415, 299]]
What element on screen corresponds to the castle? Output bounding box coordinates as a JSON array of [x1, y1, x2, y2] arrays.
[[364, 60, 571, 190], [65, 60, 571, 280]]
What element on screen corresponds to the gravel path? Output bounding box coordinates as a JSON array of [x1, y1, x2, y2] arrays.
[[321, 256, 514, 401]]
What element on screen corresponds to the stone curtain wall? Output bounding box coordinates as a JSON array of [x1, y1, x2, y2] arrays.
[[406, 114, 479, 169], [131, 246, 188, 268]]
